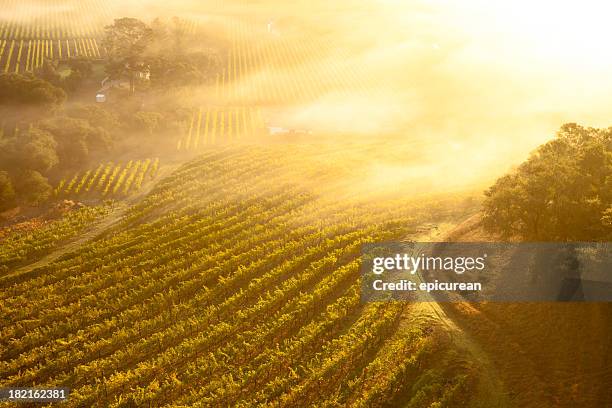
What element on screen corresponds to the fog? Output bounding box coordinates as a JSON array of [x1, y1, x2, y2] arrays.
[[164, 0, 611, 193], [5, 0, 612, 196], [146, 0, 612, 193]]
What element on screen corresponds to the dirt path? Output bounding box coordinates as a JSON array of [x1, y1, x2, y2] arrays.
[[404, 221, 513, 408], [435, 217, 610, 408], [3, 202, 129, 282], [4, 163, 180, 282]]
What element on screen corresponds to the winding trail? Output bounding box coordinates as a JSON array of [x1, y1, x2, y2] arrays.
[[403, 221, 513, 408], [4, 202, 129, 281], [4, 163, 179, 282]]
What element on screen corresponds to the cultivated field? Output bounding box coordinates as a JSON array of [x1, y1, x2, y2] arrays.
[[2, 1, 609, 407], [0, 0, 113, 73], [1, 145, 475, 407]]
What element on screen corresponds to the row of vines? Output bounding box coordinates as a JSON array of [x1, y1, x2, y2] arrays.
[[1, 146, 471, 407], [0, 0, 113, 39], [53, 158, 160, 198], [176, 106, 265, 150], [0, 0, 113, 72], [0, 37, 101, 73], [210, 17, 380, 105]]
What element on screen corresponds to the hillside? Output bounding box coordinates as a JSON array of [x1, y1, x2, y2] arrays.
[[1, 0, 611, 406], [0, 145, 480, 407], [442, 217, 612, 408]]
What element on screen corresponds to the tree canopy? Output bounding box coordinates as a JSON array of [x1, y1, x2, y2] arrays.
[[0, 73, 66, 108], [103, 18, 153, 94], [14, 127, 59, 173], [13, 170, 52, 205], [483, 123, 612, 241], [0, 171, 16, 211], [40, 117, 112, 168]]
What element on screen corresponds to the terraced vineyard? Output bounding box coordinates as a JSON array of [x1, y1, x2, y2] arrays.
[[217, 18, 379, 105], [177, 15, 382, 150], [177, 107, 264, 150], [0, 145, 473, 407], [0, 0, 113, 73], [54, 158, 160, 198], [0, 205, 111, 274]]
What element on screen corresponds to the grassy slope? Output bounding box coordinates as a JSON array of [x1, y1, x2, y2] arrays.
[[442, 217, 612, 408]]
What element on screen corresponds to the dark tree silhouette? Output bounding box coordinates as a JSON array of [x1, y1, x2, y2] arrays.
[[102, 18, 153, 95], [483, 123, 612, 241]]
